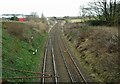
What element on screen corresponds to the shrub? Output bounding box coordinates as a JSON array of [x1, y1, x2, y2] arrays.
[[10, 16, 19, 21], [5, 22, 24, 39], [26, 20, 48, 33], [63, 23, 118, 82], [87, 20, 107, 26]]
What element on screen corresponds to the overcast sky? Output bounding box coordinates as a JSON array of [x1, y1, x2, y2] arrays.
[[0, 0, 101, 17]]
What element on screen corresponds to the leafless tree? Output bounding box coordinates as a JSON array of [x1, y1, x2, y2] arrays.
[[27, 12, 40, 22], [80, 0, 120, 26]]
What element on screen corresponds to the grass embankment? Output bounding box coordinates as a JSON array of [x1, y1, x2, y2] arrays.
[[0, 22, 2, 81], [2, 22, 48, 82], [63, 23, 119, 82]]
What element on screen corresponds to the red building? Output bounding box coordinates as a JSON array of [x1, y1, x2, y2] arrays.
[[18, 18, 26, 22], [17, 14, 26, 22], [2, 14, 26, 22]]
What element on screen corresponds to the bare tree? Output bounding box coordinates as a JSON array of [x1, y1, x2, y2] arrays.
[[28, 12, 40, 22], [80, 0, 119, 26], [41, 13, 46, 23]]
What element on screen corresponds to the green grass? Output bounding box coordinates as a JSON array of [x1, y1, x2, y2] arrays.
[[2, 22, 48, 82], [0, 25, 2, 79]]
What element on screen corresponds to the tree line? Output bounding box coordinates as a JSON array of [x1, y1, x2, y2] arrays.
[[80, 0, 120, 26]]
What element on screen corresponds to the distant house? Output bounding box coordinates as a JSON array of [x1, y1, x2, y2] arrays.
[[2, 14, 26, 22], [2, 14, 13, 21], [17, 14, 26, 22], [18, 18, 26, 22]]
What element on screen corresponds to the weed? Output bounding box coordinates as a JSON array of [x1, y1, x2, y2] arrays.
[[63, 23, 118, 82], [2, 22, 48, 82]]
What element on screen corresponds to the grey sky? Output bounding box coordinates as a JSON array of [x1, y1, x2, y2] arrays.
[[0, 0, 105, 17]]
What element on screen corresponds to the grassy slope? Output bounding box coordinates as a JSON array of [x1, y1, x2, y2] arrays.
[[0, 23, 2, 80], [63, 23, 119, 82], [2, 22, 48, 82]]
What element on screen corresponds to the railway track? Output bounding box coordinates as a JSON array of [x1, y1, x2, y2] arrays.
[[41, 22, 88, 83], [56, 24, 87, 83], [42, 24, 58, 83], [52, 24, 72, 82]]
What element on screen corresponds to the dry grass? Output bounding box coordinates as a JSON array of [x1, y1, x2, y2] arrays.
[[63, 23, 119, 82], [3, 20, 48, 41], [3, 22, 25, 39], [27, 20, 48, 33]]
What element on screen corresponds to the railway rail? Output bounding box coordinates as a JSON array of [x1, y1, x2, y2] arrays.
[[59, 31, 87, 83], [41, 24, 58, 84], [41, 22, 89, 83], [57, 25, 87, 83]]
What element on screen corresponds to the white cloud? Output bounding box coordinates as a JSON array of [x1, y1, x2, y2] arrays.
[[0, 0, 93, 17]]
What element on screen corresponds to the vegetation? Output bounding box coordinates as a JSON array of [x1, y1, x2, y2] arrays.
[[80, 0, 120, 26], [63, 22, 119, 82], [10, 16, 19, 21], [2, 21, 48, 82], [63, 1, 119, 82]]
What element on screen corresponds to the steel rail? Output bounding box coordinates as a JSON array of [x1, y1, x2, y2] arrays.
[[42, 26, 58, 83], [51, 26, 58, 83], [42, 36, 49, 83], [52, 46, 58, 84], [62, 37, 88, 84], [57, 33, 75, 83]]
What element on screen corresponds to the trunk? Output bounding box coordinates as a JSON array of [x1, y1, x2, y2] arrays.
[[103, 0, 108, 21], [113, 0, 117, 26]]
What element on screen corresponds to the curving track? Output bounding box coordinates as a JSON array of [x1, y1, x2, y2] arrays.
[[41, 22, 90, 83]]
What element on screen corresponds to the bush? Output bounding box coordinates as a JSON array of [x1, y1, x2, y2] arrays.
[[26, 20, 48, 33], [10, 16, 19, 21], [2, 21, 48, 82], [63, 23, 118, 82], [3, 22, 24, 39], [87, 20, 107, 26]]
